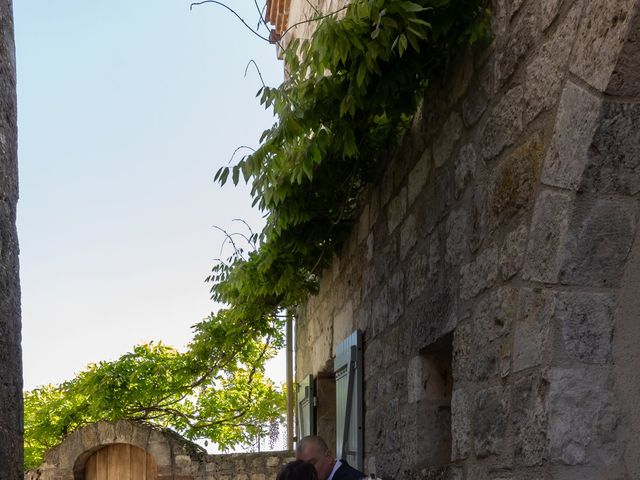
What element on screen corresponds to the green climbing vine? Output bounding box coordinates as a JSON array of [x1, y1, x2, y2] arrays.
[[211, 0, 491, 324]]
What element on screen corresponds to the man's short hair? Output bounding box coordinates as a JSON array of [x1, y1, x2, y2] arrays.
[[296, 435, 330, 455], [277, 460, 318, 480]]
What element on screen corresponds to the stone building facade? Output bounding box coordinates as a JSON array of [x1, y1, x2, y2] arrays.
[[0, 0, 22, 478], [273, 0, 640, 479], [25, 420, 294, 480]]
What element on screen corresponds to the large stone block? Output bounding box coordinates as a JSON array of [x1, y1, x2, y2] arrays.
[[570, 0, 638, 92], [496, 4, 539, 86], [540, 0, 564, 31], [580, 102, 640, 195], [454, 144, 477, 199], [400, 213, 417, 260], [406, 250, 428, 305], [513, 372, 549, 466], [445, 209, 468, 266], [408, 147, 431, 206], [387, 186, 407, 233], [490, 132, 544, 225], [423, 167, 454, 235], [559, 196, 637, 287], [373, 236, 398, 284], [499, 222, 528, 280], [605, 7, 640, 96], [548, 366, 621, 466], [506, 0, 526, 20], [462, 84, 488, 127], [541, 82, 602, 190], [379, 326, 399, 370], [473, 387, 509, 457], [451, 388, 472, 461], [522, 189, 573, 284], [409, 281, 457, 353], [433, 111, 463, 168], [524, 2, 581, 123], [512, 288, 556, 373], [333, 300, 354, 350], [472, 342, 500, 381], [555, 292, 617, 364], [407, 356, 427, 404], [460, 246, 498, 300], [473, 287, 519, 345], [452, 319, 473, 383], [480, 86, 524, 161], [469, 185, 488, 253]]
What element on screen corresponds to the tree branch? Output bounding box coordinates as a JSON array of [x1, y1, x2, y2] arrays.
[[190, 1, 272, 43]]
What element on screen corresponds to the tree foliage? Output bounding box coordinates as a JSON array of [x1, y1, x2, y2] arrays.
[[211, 0, 491, 333], [24, 311, 286, 470]]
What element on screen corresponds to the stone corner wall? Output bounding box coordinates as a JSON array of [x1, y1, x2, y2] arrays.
[[0, 0, 22, 478], [294, 0, 640, 479]]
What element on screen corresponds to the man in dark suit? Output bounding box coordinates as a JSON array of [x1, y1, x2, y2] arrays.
[[296, 435, 365, 480]]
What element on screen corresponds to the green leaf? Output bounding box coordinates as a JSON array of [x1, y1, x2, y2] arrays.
[[400, 1, 425, 12], [356, 62, 367, 87], [232, 165, 240, 186], [215, 167, 230, 185]]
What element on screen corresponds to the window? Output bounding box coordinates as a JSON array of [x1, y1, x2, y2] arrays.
[[334, 330, 363, 471], [297, 374, 315, 439], [409, 332, 453, 466]]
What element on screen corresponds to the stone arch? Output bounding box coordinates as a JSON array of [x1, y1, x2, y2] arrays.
[[27, 420, 205, 480], [522, 0, 640, 476]]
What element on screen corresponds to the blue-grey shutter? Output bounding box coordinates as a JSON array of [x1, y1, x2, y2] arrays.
[[297, 374, 315, 439], [334, 330, 363, 471]]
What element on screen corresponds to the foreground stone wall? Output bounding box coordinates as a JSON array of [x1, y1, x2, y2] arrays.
[[294, 0, 640, 479], [0, 0, 22, 478], [26, 421, 294, 480]]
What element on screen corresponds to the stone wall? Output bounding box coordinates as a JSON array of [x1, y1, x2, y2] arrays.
[[293, 0, 640, 479], [25, 421, 294, 480], [282, 0, 349, 46], [0, 0, 22, 478]]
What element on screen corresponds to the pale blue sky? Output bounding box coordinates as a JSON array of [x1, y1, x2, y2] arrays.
[[14, 1, 284, 390]]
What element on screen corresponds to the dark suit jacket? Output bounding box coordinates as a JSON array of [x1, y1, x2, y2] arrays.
[[333, 460, 365, 480]]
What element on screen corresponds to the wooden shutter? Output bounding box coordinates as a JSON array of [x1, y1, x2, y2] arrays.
[[334, 330, 363, 471], [297, 374, 315, 439]]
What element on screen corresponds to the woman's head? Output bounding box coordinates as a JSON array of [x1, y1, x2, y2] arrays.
[[277, 460, 319, 480]]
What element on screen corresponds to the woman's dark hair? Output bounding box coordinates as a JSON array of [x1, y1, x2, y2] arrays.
[[277, 460, 319, 480]]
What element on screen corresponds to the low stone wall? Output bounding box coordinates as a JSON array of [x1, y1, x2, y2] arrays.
[[25, 421, 294, 480]]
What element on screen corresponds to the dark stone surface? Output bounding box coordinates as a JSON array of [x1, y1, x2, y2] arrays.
[[560, 196, 637, 287], [495, 3, 539, 86], [409, 280, 457, 353], [513, 373, 549, 466], [473, 387, 509, 458], [490, 133, 544, 226], [0, 0, 21, 477], [522, 189, 572, 283], [468, 185, 488, 253], [462, 87, 488, 127], [555, 292, 617, 365], [480, 86, 524, 161], [605, 6, 640, 97], [580, 102, 640, 195]]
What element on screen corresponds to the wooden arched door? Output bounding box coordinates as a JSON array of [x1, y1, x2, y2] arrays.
[[84, 443, 157, 480]]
